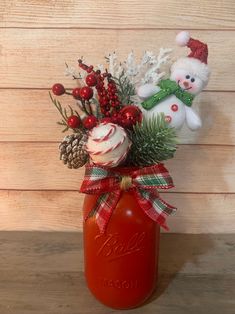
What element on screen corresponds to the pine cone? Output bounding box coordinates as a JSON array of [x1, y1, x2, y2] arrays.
[[59, 132, 88, 169]]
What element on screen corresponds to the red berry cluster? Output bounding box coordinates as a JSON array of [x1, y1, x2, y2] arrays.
[[78, 60, 121, 118], [51, 72, 97, 130], [107, 78, 121, 111], [51, 59, 143, 131]]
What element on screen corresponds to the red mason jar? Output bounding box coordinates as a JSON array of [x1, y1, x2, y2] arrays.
[[83, 180, 160, 309]]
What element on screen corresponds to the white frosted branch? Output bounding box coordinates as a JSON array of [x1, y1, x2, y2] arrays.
[[97, 64, 105, 72], [64, 65, 81, 80], [64, 48, 172, 101], [105, 52, 120, 76]]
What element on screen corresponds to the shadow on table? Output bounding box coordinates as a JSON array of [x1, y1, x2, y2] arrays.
[[145, 233, 214, 303]]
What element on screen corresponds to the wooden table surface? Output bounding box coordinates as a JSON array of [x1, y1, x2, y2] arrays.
[[0, 232, 234, 314]]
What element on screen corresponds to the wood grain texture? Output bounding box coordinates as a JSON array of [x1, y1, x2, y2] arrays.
[[1, 0, 235, 29], [0, 191, 234, 233], [1, 89, 234, 145], [0, 191, 83, 231], [0, 29, 234, 91], [0, 232, 234, 314], [0, 142, 234, 192], [0, 0, 234, 233]]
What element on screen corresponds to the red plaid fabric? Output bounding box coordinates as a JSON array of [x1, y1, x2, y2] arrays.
[[80, 164, 176, 233]]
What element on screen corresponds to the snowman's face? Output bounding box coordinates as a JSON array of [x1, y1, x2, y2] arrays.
[[170, 69, 205, 95]]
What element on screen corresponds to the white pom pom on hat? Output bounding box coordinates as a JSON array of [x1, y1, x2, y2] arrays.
[[175, 31, 190, 47]]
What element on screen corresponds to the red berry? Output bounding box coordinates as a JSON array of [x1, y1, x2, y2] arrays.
[[67, 115, 81, 129], [100, 97, 109, 106], [109, 87, 117, 93], [72, 87, 81, 99], [81, 64, 88, 71], [105, 111, 111, 117], [101, 117, 112, 124], [86, 74, 97, 87], [100, 90, 107, 96], [96, 82, 104, 90], [52, 83, 65, 96], [111, 113, 120, 124], [79, 86, 93, 100], [83, 115, 98, 129], [78, 60, 88, 71], [87, 66, 94, 73]]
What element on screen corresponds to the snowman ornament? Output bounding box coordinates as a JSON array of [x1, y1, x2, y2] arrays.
[[138, 31, 210, 130]]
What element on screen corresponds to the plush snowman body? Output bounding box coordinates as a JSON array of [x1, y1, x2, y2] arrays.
[[138, 84, 188, 129], [138, 73, 203, 131], [138, 31, 210, 131]]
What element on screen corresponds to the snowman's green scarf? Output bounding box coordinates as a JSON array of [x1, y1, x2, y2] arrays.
[[141, 79, 194, 110]]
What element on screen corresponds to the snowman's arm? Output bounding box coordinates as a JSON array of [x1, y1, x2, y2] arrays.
[[137, 84, 161, 99], [185, 106, 202, 131]]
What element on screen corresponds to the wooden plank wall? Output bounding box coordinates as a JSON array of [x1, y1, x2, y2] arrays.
[[0, 0, 235, 233]]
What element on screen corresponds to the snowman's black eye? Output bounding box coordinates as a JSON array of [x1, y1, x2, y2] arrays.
[[186, 75, 190, 79], [191, 78, 195, 82]]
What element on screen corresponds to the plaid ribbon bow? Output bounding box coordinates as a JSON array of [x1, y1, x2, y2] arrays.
[[80, 164, 176, 233]]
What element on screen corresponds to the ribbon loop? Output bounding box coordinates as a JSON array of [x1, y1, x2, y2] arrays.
[[80, 164, 176, 233]]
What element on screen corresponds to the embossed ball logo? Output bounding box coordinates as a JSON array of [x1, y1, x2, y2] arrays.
[[95, 232, 146, 261]]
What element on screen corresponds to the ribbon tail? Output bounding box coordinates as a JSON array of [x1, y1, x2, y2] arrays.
[[92, 190, 121, 234], [135, 189, 177, 230]]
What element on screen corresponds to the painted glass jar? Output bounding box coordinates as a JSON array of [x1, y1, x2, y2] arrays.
[[83, 190, 160, 309]]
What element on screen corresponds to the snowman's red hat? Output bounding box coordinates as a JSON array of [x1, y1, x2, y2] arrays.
[[172, 31, 210, 83]]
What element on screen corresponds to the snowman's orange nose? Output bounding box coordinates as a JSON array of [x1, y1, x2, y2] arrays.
[[183, 81, 189, 88]]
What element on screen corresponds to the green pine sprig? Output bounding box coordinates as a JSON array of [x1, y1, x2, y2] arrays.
[[126, 114, 178, 167], [113, 70, 136, 105], [49, 92, 82, 133]]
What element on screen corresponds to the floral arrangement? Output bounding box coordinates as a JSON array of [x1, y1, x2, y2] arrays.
[[50, 31, 210, 233]]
